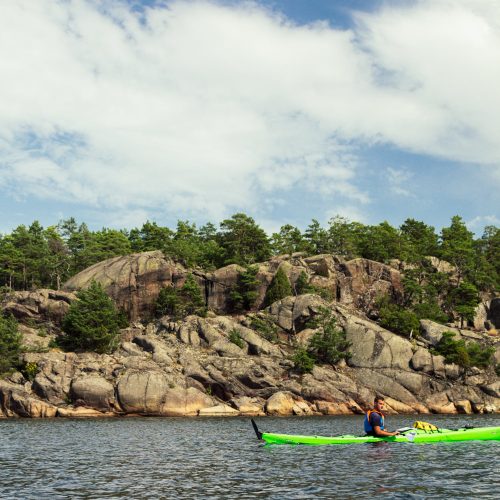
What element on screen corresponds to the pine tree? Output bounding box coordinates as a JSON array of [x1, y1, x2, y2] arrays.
[[61, 281, 126, 353], [264, 267, 292, 306], [0, 314, 21, 373]]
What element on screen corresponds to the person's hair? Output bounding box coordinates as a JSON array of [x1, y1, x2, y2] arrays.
[[374, 396, 385, 403]]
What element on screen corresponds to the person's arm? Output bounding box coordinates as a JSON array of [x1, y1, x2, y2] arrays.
[[373, 425, 399, 437]]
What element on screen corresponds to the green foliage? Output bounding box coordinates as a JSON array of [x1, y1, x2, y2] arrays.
[[218, 213, 271, 266], [412, 300, 449, 324], [250, 315, 278, 342], [228, 266, 260, 312], [291, 346, 315, 374], [306, 307, 351, 365], [60, 281, 126, 353], [21, 361, 39, 381], [295, 271, 311, 295], [228, 329, 245, 348], [156, 274, 207, 319], [0, 314, 21, 374], [270, 224, 308, 255], [432, 332, 495, 369], [264, 267, 292, 306], [378, 300, 420, 338], [446, 281, 479, 327]]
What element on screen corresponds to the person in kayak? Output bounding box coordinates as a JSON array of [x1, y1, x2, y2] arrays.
[[364, 396, 399, 437]]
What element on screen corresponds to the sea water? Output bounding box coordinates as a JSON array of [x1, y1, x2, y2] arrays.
[[1, 414, 499, 499]]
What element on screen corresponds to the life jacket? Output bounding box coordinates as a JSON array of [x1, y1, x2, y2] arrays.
[[364, 409, 385, 434]]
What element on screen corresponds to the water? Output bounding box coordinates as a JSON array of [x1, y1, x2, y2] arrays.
[[1, 414, 499, 499]]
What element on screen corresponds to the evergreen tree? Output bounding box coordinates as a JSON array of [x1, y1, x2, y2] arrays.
[[447, 281, 479, 328], [0, 314, 21, 374], [264, 267, 292, 306], [218, 213, 271, 265], [156, 274, 206, 319], [270, 224, 308, 256], [228, 266, 260, 312], [400, 218, 439, 262], [61, 281, 126, 353], [295, 271, 312, 295]]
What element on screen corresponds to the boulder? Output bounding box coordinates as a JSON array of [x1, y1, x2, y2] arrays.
[[198, 404, 240, 416], [64, 251, 187, 321], [116, 370, 169, 414], [384, 397, 417, 414], [0, 381, 58, 418], [230, 397, 264, 416], [160, 387, 214, 416], [315, 401, 354, 415], [419, 320, 462, 347], [265, 391, 295, 416], [57, 407, 113, 418], [480, 381, 500, 399], [70, 376, 116, 411], [454, 400, 473, 414], [1, 289, 76, 325]]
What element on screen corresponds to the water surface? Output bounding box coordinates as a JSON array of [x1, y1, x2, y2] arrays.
[[1, 414, 499, 499]]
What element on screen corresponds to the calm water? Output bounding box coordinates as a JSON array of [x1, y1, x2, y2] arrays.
[[1, 414, 499, 499]]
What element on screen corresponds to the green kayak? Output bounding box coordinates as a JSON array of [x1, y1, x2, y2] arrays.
[[251, 420, 500, 445]]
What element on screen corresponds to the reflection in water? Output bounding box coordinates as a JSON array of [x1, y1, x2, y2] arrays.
[[0, 415, 499, 499]]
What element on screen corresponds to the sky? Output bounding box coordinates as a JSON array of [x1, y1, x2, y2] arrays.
[[0, 0, 499, 236]]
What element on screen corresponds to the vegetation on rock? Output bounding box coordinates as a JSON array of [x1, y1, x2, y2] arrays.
[[156, 274, 207, 319], [249, 314, 279, 342], [293, 307, 350, 373], [264, 267, 292, 307], [228, 329, 245, 348], [228, 266, 260, 312], [60, 281, 127, 353], [0, 313, 21, 374], [432, 332, 495, 369]]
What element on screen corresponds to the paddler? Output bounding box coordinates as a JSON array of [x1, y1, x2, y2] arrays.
[[364, 396, 400, 437]]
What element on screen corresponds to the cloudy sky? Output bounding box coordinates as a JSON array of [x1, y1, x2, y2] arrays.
[[0, 0, 499, 235]]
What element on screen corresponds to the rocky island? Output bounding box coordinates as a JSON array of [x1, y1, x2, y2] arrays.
[[1, 249, 498, 419]]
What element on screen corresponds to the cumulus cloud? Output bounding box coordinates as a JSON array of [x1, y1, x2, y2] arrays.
[[0, 0, 499, 225]]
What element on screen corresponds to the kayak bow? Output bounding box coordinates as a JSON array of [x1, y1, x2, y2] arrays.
[[251, 419, 500, 445]]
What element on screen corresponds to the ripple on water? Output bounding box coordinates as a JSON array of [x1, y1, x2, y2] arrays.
[[0, 415, 499, 499]]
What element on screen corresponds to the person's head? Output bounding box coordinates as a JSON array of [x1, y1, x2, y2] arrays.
[[374, 396, 385, 410]]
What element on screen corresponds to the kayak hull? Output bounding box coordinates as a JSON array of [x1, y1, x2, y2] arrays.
[[259, 426, 500, 445]]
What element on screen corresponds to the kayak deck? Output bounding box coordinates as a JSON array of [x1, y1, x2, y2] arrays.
[[252, 421, 500, 445]]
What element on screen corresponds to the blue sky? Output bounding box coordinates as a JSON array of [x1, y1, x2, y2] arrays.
[[0, 0, 499, 235]]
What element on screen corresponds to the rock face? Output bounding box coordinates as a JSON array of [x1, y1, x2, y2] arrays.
[[1, 289, 76, 325], [64, 251, 187, 320], [1, 252, 498, 419]]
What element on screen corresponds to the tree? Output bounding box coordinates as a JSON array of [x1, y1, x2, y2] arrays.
[[0, 314, 21, 373], [447, 281, 479, 328], [228, 266, 260, 312], [218, 213, 271, 265], [440, 216, 474, 284], [156, 274, 206, 319], [358, 222, 403, 263], [400, 218, 439, 262], [306, 307, 350, 365], [304, 219, 329, 255], [327, 216, 364, 258], [378, 298, 420, 338], [270, 224, 308, 256], [264, 267, 292, 306], [61, 281, 126, 353]]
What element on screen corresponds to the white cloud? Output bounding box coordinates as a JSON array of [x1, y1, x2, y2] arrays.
[[386, 167, 414, 197], [0, 0, 499, 225], [466, 214, 500, 230]]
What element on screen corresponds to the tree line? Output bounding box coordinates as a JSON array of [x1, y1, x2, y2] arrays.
[[0, 213, 498, 295]]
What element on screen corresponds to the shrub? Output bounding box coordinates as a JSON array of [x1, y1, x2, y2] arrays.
[[292, 346, 315, 374], [264, 267, 292, 306], [61, 281, 127, 353], [228, 329, 245, 348], [250, 315, 278, 342], [156, 274, 207, 319], [432, 331, 495, 369], [0, 313, 21, 374], [22, 361, 39, 381], [413, 300, 449, 324], [379, 303, 420, 338], [306, 307, 350, 365], [295, 271, 311, 295]]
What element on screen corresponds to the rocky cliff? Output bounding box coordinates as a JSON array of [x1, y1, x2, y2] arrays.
[[1, 252, 498, 419]]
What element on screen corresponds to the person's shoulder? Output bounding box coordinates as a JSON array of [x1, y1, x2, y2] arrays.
[[370, 411, 382, 424]]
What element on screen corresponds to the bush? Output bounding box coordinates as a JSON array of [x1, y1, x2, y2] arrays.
[[432, 331, 495, 369], [0, 313, 21, 374], [61, 281, 127, 353], [228, 329, 245, 348], [294, 271, 334, 300], [379, 303, 420, 338], [250, 315, 278, 342], [156, 274, 207, 319], [21, 361, 39, 381], [413, 300, 449, 324], [264, 267, 292, 306], [306, 307, 350, 365], [292, 346, 315, 374]]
